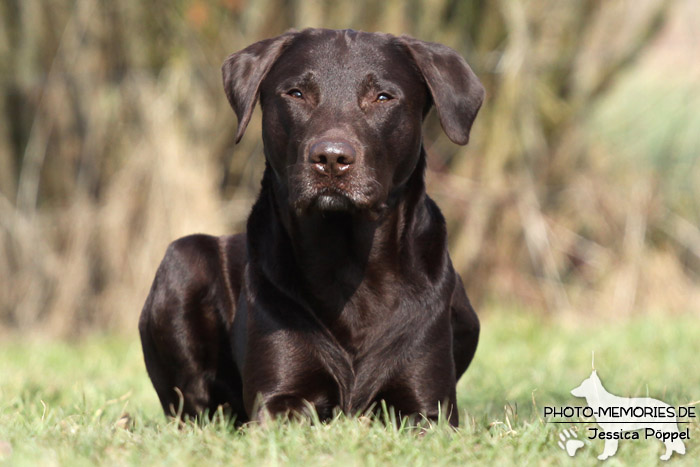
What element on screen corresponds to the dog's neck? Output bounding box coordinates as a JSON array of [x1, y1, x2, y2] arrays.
[[247, 154, 445, 315]]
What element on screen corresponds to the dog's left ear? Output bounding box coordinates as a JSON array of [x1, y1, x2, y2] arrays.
[[222, 32, 297, 143], [399, 36, 485, 145]]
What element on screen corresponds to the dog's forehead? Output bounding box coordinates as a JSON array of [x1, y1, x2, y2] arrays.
[[268, 29, 421, 87]]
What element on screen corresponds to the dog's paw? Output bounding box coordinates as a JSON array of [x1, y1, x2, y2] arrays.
[[557, 428, 584, 457]]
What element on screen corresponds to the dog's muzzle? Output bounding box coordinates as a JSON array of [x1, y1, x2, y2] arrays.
[[287, 138, 385, 214]]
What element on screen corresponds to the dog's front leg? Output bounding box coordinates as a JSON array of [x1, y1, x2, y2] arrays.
[[240, 315, 345, 422], [252, 394, 330, 423], [246, 373, 341, 423]]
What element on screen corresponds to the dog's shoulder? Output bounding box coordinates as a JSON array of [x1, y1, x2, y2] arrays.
[[162, 234, 221, 276], [155, 233, 246, 287], [141, 233, 246, 321]]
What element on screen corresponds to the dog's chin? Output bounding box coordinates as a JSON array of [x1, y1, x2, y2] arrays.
[[291, 192, 386, 220], [313, 194, 355, 212], [289, 179, 388, 219]]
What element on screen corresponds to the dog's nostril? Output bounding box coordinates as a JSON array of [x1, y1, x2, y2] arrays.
[[309, 140, 357, 175]]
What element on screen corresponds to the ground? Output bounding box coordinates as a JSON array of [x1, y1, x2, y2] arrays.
[[1, 309, 698, 465]]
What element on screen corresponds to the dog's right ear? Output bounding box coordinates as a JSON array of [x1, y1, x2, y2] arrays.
[[222, 32, 296, 143]]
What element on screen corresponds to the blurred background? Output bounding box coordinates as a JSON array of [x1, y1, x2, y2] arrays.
[[1, 0, 698, 336]]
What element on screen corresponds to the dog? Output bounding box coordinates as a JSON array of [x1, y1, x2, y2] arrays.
[[138, 28, 484, 426], [571, 370, 687, 460]]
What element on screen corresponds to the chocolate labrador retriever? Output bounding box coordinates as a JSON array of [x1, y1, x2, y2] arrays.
[[139, 28, 483, 426]]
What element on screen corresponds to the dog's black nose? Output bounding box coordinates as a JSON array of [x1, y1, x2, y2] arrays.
[[309, 140, 356, 177]]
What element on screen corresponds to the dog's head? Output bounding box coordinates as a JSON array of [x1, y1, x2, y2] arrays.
[[222, 29, 484, 214], [571, 370, 602, 398]]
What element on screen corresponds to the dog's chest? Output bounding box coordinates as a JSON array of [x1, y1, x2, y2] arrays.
[[318, 279, 399, 348], [320, 301, 372, 356]]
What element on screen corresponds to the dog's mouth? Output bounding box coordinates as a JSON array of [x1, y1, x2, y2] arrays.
[[288, 172, 385, 216]]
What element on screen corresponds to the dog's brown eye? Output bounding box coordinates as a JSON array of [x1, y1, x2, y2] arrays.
[[287, 89, 303, 99], [376, 93, 393, 102]]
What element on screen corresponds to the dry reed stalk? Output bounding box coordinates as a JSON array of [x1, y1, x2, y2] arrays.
[[0, 0, 696, 334]]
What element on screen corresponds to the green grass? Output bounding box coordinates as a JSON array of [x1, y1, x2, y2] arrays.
[[1, 310, 699, 466]]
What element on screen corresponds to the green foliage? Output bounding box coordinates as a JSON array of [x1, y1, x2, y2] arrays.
[[1, 312, 699, 465]]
